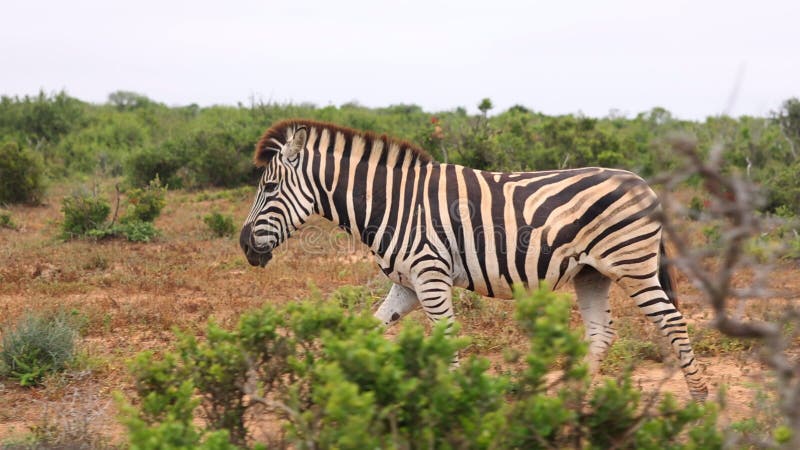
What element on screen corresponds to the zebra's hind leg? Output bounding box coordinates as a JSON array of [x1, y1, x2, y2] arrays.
[[616, 275, 709, 401], [573, 266, 615, 375], [374, 283, 420, 327], [412, 272, 458, 365]]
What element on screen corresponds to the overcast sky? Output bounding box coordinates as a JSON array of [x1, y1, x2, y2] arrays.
[[2, 0, 798, 119]]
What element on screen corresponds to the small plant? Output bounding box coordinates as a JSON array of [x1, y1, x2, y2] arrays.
[[690, 325, 753, 356], [0, 210, 17, 229], [83, 220, 159, 243], [0, 312, 79, 387], [331, 285, 377, 313], [787, 233, 800, 260], [688, 195, 704, 220], [60, 190, 111, 239], [121, 220, 159, 242], [601, 337, 663, 373], [122, 176, 167, 223], [702, 224, 722, 248], [203, 211, 235, 238], [774, 204, 796, 220]]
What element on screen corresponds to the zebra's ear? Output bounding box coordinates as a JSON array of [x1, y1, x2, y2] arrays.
[[284, 127, 307, 160]]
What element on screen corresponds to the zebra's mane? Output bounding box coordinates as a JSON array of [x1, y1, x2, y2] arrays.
[[254, 119, 433, 167]]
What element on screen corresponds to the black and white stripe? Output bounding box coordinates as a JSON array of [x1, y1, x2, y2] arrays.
[[240, 120, 708, 401]]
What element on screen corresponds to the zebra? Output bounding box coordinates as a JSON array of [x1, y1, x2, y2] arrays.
[[239, 119, 708, 401]]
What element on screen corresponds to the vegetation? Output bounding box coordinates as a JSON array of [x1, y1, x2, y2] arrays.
[[1, 90, 799, 215], [60, 188, 112, 238], [121, 286, 721, 449], [204, 211, 236, 238], [0, 141, 45, 205], [121, 176, 167, 223], [2, 90, 800, 447], [0, 209, 16, 229], [60, 177, 166, 242], [0, 312, 79, 387]]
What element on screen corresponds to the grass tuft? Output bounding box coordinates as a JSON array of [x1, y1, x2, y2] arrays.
[[0, 312, 79, 387]]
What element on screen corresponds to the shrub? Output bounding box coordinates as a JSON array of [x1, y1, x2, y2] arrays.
[[126, 145, 186, 189], [601, 337, 662, 373], [788, 234, 800, 260], [0, 210, 16, 229], [688, 196, 704, 220], [121, 286, 723, 449], [61, 180, 165, 242], [89, 220, 159, 243], [60, 190, 111, 238], [203, 211, 235, 238], [187, 128, 255, 188], [119, 220, 159, 242], [0, 141, 46, 205], [759, 160, 800, 215], [0, 312, 78, 387], [122, 176, 167, 223]]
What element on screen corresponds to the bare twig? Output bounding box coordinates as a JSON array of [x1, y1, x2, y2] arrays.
[[110, 183, 121, 226], [656, 134, 800, 448]]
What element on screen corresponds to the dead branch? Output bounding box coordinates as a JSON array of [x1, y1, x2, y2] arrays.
[[655, 134, 800, 448]]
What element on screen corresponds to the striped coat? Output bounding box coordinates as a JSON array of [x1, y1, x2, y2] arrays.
[[240, 119, 707, 401]]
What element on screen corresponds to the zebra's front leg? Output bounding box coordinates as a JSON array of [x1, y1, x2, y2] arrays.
[[374, 283, 420, 327]]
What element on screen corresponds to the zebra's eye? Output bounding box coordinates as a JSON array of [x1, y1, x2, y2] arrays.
[[263, 182, 279, 193]]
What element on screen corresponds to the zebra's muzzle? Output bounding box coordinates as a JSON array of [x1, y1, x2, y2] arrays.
[[246, 248, 272, 268], [240, 223, 273, 268]]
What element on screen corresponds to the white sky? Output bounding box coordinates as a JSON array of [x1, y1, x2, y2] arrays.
[[1, 0, 798, 119]]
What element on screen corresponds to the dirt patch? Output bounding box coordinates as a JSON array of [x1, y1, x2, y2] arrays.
[[1, 186, 798, 443]]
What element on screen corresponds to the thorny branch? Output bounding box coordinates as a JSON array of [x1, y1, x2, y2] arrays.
[[654, 134, 800, 447]]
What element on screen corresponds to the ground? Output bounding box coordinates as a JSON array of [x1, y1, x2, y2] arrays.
[[0, 184, 798, 444]]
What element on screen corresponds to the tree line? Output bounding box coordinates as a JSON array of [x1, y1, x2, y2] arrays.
[[1, 90, 799, 215]]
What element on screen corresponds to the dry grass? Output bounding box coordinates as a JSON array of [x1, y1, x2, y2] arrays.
[[1, 181, 799, 444]]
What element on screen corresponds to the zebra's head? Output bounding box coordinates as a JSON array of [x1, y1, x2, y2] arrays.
[[240, 124, 314, 267]]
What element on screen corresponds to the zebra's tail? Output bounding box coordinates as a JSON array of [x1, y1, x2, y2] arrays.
[[658, 240, 679, 310]]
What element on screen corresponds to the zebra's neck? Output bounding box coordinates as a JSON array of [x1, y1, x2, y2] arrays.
[[302, 124, 434, 252]]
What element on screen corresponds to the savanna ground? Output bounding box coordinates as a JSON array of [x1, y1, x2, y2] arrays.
[[1, 182, 798, 445]]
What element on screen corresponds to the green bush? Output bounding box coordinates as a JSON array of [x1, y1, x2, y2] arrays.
[[688, 196, 704, 220], [122, 176, 167, 223], [203, 211, 235, 238], [0, 312, 78, 387], [119, 220, 159, 242], [0, 141, 46, 205], [0, 210, 16, 229], [760, 160, 800, 215], [60, 180, 165, 242], [4, 91, 800, 212], [786, 233, 800, 260], [60, 190, 111, 238], [186, 127, 256, 188], [126, 145, 187, 189], [120, 286, 722, 449], [0, 90, 86, 144], [88, 220, 159, 243]]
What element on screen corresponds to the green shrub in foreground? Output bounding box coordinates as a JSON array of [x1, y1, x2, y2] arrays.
[[0, 312, 78, 387], [121, 286, 723, 449]]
